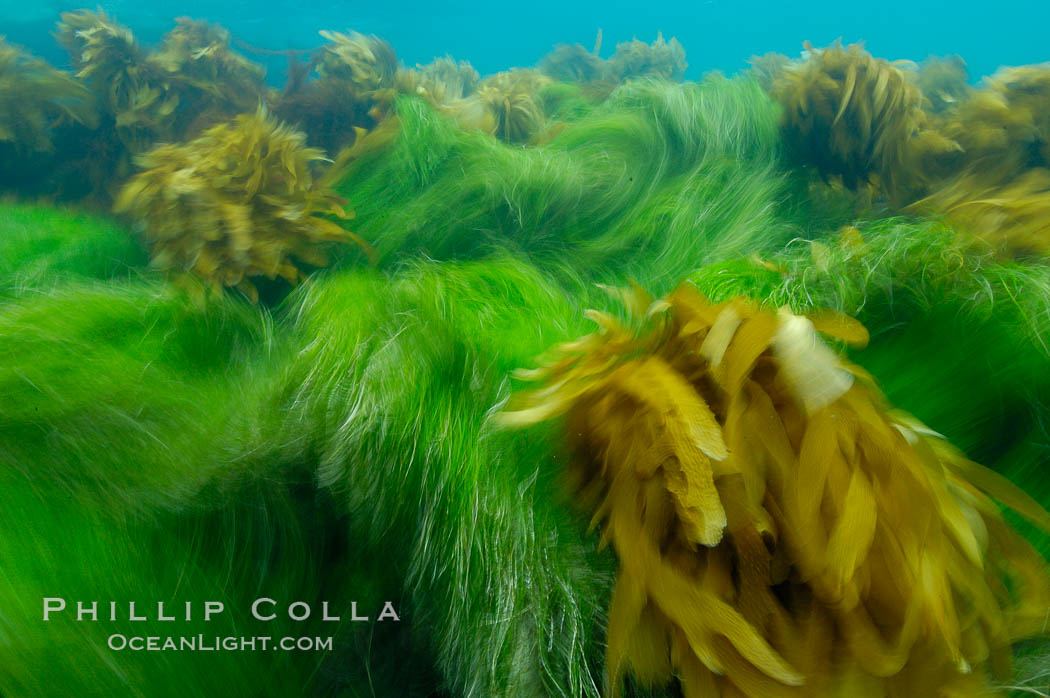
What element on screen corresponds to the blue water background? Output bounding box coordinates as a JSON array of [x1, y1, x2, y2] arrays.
[[2, 0, 1046, 87]]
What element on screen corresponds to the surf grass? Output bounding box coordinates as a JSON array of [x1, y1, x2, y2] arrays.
[[0, 202, 145, 298], [334, 75, 809, 296], [0, 274, 438, 696], [274, 257, 617, 696]]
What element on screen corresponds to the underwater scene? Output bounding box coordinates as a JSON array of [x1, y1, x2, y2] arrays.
[[5, 1, 1050, 697]]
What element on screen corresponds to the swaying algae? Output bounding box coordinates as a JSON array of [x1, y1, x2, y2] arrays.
[[3, 12, 1050, 698]]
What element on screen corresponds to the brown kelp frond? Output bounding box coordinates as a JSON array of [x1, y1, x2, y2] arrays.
[[747, 52, 791, 93], [942, 64, 1050, 181], [270, 29, 400, 153], [271, 78, 376, 155], [912, 169, 1050, 257], [317, 29, 399, 97], [114, 108, 366, 301], [911, 55, 971, 115], [608, 32, 687, 82], [412, 55, 480, 105], [907, 64, 1050, 256], [453, 69, 551, 144], [539, 43, 611, 84], [56, 9, 180, 151], [148, 17, 265, 112], [500, 284, 1050, 697], [0, 36, 96, 153], [773, 41, 961, 203]]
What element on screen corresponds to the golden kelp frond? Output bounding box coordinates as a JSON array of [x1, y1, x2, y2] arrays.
[[942, 64, 1050, 181], [608, 32, 687, 82], [747, 52, 791, 93], [911, 55, 971, 115], [271, 29, 400, 153], [56, 9, 179, 152], [317, 30, 398, 97], [539, 43, 610, 84], [456, 69, 551, 144], [773, 41, 960, 203], [411, 55, 480, 106], [909, 63, 1050, 255], [271, 78, 377, 155], [148, 17, 265, 113], [114, 108, 367, 301], [913, 169, 1050, 256], [500, 284, 1050, 697], [0, 36, 96, 153]]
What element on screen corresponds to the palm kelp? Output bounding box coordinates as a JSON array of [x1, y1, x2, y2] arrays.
[[540, 42, 611, 84], [53, 10, 267, 200], [467, 68, 553, 143], [271, 30, 403, 154], [57, 10, 182, 153], [688, 218, 1050, 495], [409, 55, 480, 105], [0, 36, 95, 154], [115, 108, 363, 301], [501, 283, 1050, 697], [149, 17, 267, 125], [912, 55, 970, 114], [608, 32, 687, 82], [770, 46, 1050, 254], [772, 41, 961, 204], [941, 65, 1050, 179], [912, 169, 1050, 256], [905, 65, 1050, 254]]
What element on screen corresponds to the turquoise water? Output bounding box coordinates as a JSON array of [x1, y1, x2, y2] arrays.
[[3, 0, 1048, 84]]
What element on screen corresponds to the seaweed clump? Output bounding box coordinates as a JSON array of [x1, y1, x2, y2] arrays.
[[54, 10, 267, 199], [0, 36, 95, 155], [409, 55, 480, 106], [773, 41, 961, 203], [540, 43, 610, 84], [273, 29, 401, 154], [501, 283, 1050, 697], [148, 17, 266, 125], [941, 65, 1050, 179], [608, 32, 687, 82], [452, 69, 552, 144], [912, 55, 970, 114], [912, 64, 1050, 254], [56, 10, 181, 153], [115, 109, 361, 301], [316, 30, 399, 98], [746, 52, 791, 92]]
